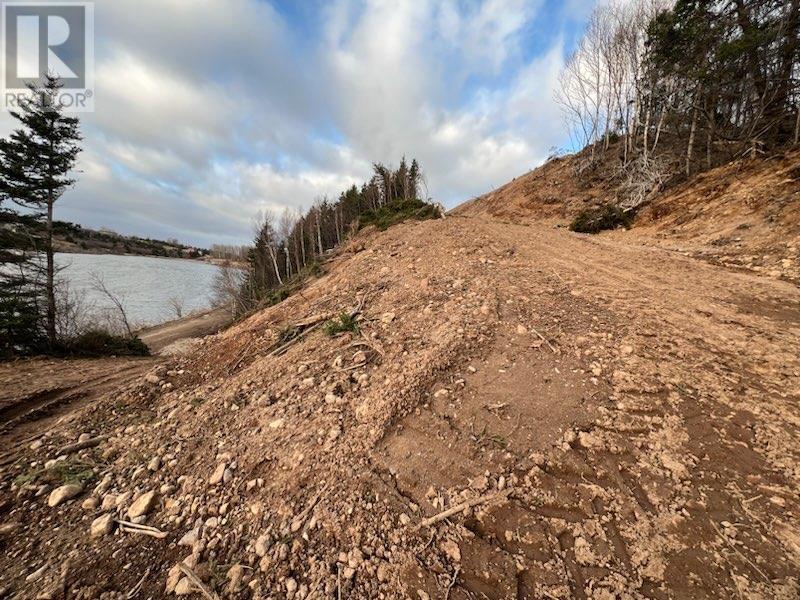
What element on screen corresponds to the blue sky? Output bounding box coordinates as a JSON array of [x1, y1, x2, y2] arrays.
[[1, 0, 601, 247]]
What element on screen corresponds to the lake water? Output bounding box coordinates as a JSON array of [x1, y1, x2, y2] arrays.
[[56, 253, 221, 327]]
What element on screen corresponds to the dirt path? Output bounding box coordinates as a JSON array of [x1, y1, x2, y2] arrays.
[[137, 306, 232, 353], [0, 216, 797, 599]]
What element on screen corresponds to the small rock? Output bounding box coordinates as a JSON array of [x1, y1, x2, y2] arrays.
[[516, 324, 528, 335], [26, 565, 47, 583], [209, 463, 227, 485], [127, 490, 157, 519], [178, 528, 199, 547], [255, 534, 271, 557], [269, 418, 285, 429], [174, 577, 193, 595], [440, 539, 461, 563], [90, 513, 115, 538], [352, 351, 367, 365], [81, 496, 99, 510], [29, 439, 43, 451], [148, 456, 161, 471], [285, 578, 298, 594], [47, 483, 83, 507]]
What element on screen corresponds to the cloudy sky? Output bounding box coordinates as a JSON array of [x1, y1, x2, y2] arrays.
[[1, 0, 599, 247]]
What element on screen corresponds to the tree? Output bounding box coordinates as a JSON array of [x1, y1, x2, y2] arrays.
[[0, 75, 82, 349]]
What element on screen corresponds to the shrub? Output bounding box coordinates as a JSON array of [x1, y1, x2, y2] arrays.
[[61, 329, 150, 357], [359, 199, 440, 231], [324, 312, 359, 337], [570, 204, 632, 234]]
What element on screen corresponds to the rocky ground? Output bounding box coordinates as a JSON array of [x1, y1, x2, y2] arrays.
[[0, 214, 799, 599]]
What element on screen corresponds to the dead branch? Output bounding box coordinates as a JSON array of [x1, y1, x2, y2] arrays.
[[529, 326, 558, 353], [417, 488, 512, 529], [178, 563, 221, 600], [56, 435, 108, 456], [116, 520, 168, 539], [126, 566, 151, 599]]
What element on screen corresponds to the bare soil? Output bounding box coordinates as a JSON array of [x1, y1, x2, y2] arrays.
[[1, 208, 798, 599]]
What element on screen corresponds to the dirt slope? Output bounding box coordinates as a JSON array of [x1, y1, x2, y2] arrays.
[[455, 150, 800, 283], [1, 213, 799, 599]]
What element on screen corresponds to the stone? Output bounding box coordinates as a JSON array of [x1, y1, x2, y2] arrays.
[[174, 577, 193, 595], [148, 456, 161, 471], [227, 564, 244, 593], [255, 534, 271, 557], [101, 494, 117, 510], [90, 513, 115, 538], [178, 528, 199, 547], [440, 539, 461, 563], [285, 577, 298, 594], [516, 324, 528, 335], [47, 483, 83, 507], [352, 351, 367, 365], [269, 419, 285, 429], [127, 490, 157, 519], [377, 562, 390, 583], [81, 496, 99, 510], [209, 463, 226, 485]]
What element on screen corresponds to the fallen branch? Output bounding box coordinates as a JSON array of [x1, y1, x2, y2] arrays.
[[126, 566, 151, 599], [445, 566, 461, 600], [417, 488, 512, 529], [116, 520, 168, 539], [269, 321, 324, 357], [178, 563, 221, 600], [57, 435, 108, 456], [529, 326, 557, 353]]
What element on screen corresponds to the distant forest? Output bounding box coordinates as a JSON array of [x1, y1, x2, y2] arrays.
[[45, 221, 207, 259]]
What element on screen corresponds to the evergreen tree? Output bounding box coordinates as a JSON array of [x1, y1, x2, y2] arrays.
[[0, 75, 82, 349]]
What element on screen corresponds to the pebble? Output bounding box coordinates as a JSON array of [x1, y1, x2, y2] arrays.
[[90, 513, 115, 538], [127, 490, 157, 519], [81, 496, 99, 510], [47, 483, 83, 507], [209, 463, 227, 484]]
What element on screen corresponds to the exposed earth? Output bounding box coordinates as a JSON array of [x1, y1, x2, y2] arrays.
[[0, 155, 799, 599]]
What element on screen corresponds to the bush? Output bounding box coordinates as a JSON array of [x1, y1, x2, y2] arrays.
[[324, 312, 359, 337], [359, 199, 440, 231], [569, 204, 632, 234], [60, 329, 150, 357]]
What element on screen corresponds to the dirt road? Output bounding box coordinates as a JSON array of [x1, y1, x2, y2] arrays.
[[0, 216, 797, 599]]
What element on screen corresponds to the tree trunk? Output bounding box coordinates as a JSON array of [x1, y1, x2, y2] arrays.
[[268, 246, 283, 286], [316, 212, 323, 255], [687, 101, 699, 176], [652, 105, 666, 154], [299, 222, 306, 266], [795, 107, 799, 145], [45, 199, 56, 348]]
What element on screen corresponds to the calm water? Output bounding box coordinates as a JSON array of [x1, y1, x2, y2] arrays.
[[56, 253, 221, 327]]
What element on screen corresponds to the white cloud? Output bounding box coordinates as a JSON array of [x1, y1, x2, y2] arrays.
[[0, 0, 582, 246]]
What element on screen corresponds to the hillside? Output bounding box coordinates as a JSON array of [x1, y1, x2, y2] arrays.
[[455, 149, 800, 284], [1, 162, 799, 598], [49, 221, 208, 259]]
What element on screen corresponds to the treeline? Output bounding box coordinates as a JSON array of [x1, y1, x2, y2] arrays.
[[558, 0, 799, 198], [50, 221, 207, 258], [235, 158, 439, 313]]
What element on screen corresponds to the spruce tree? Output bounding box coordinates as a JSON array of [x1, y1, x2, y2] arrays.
[[0, 75, 82, 349]]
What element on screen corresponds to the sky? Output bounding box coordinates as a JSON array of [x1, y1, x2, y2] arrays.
[[0, 0, 600, 247]]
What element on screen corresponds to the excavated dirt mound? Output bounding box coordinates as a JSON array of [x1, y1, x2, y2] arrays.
[[1, 213, 799, 599], [456, 149, 800, 284]]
